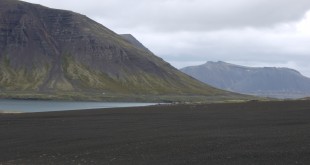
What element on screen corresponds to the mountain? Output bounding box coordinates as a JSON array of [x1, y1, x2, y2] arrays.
[[120, 34, 150, 52], [181, 61, 310, 99], [0, 0, 242, 101]]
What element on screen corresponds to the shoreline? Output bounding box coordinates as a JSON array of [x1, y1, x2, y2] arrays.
[[0, 110, 22, 114], [0, 100, 160, 113]]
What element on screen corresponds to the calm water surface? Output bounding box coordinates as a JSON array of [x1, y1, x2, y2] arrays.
[[0, 99, 156, 113]]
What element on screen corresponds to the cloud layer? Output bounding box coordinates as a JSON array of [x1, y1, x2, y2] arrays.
[[28, 0, 310, 30], [23, 0, 310, 76]]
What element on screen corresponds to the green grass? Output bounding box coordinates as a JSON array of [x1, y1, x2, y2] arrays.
[[0, 91, 257, 103], [0, 56, 50, 91]]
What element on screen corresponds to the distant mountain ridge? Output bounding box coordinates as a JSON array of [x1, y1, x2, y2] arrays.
[[181, 61, 310, 98], [0, 0, 242, 101]]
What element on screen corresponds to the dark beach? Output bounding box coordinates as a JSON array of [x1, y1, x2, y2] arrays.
[[1, 100, 310, 164]]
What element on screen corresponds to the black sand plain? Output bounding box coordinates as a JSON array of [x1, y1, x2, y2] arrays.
[[1, 100, 310, 164]]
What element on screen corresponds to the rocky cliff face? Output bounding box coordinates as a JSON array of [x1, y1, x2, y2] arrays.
[[0, 0, 234, 100], [181, 61, 310, 98]]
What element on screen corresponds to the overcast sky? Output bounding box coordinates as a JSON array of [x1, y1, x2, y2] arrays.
[[23, 0, 310, 77]]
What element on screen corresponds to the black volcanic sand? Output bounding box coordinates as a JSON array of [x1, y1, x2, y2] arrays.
[[1, 100, 310, 165]]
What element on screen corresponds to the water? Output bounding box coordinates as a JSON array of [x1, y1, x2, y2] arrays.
[[0, 99, 156, 113]]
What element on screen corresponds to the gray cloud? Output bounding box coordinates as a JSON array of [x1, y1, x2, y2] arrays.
[[133, 26, 310, 76], [23, 0, 310, 77], [25, 0, 310, 31]]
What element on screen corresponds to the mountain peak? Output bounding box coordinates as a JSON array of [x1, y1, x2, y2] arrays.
[[120, 34, 150, 52], [207, 61, 226, 63]]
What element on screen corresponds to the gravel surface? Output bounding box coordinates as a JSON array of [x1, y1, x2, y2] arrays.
[[1, 100, 310, 164]]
